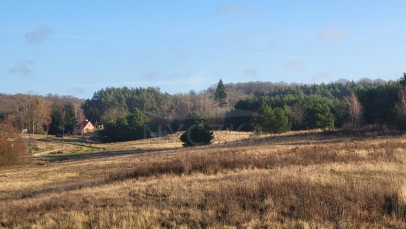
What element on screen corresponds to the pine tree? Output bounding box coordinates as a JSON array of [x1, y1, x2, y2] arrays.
[[214, 79, 227, 107], [49, 108, 64, 134], [272, 107, 291, 133], [180, 113, 213, 147], [258, 104, 275, 133], [258, 105, 290, 133], [312, 103, 335, 129], [63, 103, 78, 135]]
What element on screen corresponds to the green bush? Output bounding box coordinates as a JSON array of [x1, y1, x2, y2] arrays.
[[180, 113, 213, 147]]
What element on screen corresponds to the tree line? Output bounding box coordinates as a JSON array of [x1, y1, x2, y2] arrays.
[[226, 76, 406, 133], [2, 75, 406, 145], [0, 94, 84, 135]]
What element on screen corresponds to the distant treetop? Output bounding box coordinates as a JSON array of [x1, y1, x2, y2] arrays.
[[214, 79, 227, 106]]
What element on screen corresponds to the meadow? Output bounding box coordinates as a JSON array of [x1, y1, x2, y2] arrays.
[[1, 130, 406, 228]]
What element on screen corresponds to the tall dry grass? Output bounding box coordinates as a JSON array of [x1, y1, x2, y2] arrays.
[[1, 130, 406, 228]]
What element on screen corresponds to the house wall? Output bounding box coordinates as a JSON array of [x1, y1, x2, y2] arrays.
[[75, 122, 96, 135], [83, 123, 95, 134]]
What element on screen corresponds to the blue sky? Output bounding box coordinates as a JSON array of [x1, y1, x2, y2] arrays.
[[1, 1, 406, 98]]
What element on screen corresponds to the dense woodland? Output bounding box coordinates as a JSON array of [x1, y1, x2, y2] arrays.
[[1, 75, 406, 143]]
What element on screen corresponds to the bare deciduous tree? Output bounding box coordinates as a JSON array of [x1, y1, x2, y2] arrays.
[[291, 103, 305, 128], [16, 96, 51, 134], [345, 91, 362, 129], [397, 87, 406, 115]]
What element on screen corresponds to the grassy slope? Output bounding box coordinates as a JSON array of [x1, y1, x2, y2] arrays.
[[1, 130, 406, 228]]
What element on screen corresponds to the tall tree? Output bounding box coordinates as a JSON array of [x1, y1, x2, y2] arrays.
[[16, 97, 51, 134], [214, 79, 227, 107], [272, 107, 290, 133], [258, 105, 290, 133], [305, 102, 335, 129], [258, 104, 275, 133], [396, 86, 406, 130], [63, 103, 77, 135], [397, 87, 406, 116], [49, 108, 64, 134], [127, 108, 149, 129], [289, 103, 305, 130], [86, 106, 100, 125], [345, 91, 362, 128]]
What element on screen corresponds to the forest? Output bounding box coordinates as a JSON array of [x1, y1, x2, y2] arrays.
[[1, 75, 406, 143]]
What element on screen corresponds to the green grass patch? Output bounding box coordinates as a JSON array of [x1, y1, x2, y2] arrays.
[[45, 146, 99, 158]]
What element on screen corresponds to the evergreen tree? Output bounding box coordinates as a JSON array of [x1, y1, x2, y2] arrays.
[[114, 117, 130, 141], [258, 105, 290, 133], [308, 103, 335, 129], [258, 104, 275, 133], [63, 103, 77, 135], [86, 106, 100, 125], [49, 108, 64, 134], [214, 79, 227, 106], [127, 108, 149, 129], [180, 113, 213, 147], [272, 107, 291, 133], [127, 109, 150, 139], [98, 110, 150, 143]]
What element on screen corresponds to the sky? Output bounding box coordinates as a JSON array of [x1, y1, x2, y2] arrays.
[[1, 1, 406, 99]]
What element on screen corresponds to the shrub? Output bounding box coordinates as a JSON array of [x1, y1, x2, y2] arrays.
[[0, 120, 29, 166], [180, 113, 213, 147]]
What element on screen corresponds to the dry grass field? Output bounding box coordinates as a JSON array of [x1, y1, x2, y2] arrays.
[[2, 130, 406, 228]]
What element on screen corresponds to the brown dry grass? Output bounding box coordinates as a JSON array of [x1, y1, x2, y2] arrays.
[[0, 121, 29, 166], [1, 130, 406, 228]]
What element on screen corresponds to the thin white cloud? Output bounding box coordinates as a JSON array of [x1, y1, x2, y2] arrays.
[[55, 33, 133, 43], [1, 28, 310, 60], [318, 27, 348, 41], [0, 29, 26, 34], [85, 70, 215, 89], [244, 68, 257, 76], [187, 70, 215, 86], [138, 72, 159, 80], [26, 26, 52, 44], [245, 51, 306, 59], [311, 72, 331, 83], [71, 87, 86, 95], [8, 60, 33, 75], [284, 61, 300, 70], [217, 4, 244, 15]]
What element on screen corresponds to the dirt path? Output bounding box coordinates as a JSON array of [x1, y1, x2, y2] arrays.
[[33, 144, 75, 157]]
